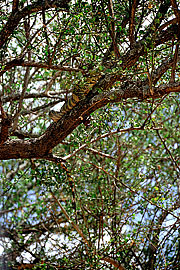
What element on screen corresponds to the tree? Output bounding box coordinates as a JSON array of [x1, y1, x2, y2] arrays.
[[0, 0, 180, 269]]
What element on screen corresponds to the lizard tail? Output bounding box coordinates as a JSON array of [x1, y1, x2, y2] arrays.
[[49, 94, 79, 122]]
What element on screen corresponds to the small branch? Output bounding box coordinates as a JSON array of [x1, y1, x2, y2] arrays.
[[19, 13, 57, 61], [143, 1, 171, 39], [141, 94, 169, 128], [48, 16, 72, 65], [50, 190, 90, 248], [107, 0, 120, 58], [0, 101, 12, 144], [0, 60, 85, 76], [170, 0, 180, 24], [148, 56, 174, 85], [44, 71, 62, 94], [64, 126, 161, 161], [12, 66, 30, 131], [20, 99, 60, 116], [50, 190, 127, 269], [94, 80, 180, 108], [86, 147, 117, 160], [12, 0, 19, 12], [100, 257, 126, 270], [129, 0, 138, 47], [159, 18, 177, 31], [145, 50, 154, 95], [156, 129, 180, 172], [0, 57, 23, 76], [42, 4, 51, 63], [79, 157, 180, 221], [11, 17, 31, 130], [0, 0, 70, 49], [170, 43, 179, 83], [2, 92, 64, 103]]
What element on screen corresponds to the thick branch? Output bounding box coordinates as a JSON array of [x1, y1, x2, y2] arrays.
[[0, 81, 179, 160], [107, 81, 180, 101], [0, 21, 179, 160]]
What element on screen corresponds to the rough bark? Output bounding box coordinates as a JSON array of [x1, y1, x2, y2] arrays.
[[0, 2, 180, 161], [0, 80, 179, 160]]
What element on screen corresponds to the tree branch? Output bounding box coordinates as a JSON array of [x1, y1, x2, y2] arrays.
[[170, 0, 180, 25], [0, 0, 70, 49], [12, 0, 19, 12], [129, 0, 138, 47], [0, 60, 84, 77], [0, 78, 179, 160], [0, 21, 179, 160]]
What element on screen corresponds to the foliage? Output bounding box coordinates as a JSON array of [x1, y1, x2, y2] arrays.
[[0, 0, 180, 269]]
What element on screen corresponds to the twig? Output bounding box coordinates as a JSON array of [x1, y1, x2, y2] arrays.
[[142, 94, 169, 127], [129, 0, 138, 47], [50, 190, 90, 248], [156, 129, 180, 172], [64, 126, 162, 160], [79, 157, 180, 221], [170, 43, 179, 83]]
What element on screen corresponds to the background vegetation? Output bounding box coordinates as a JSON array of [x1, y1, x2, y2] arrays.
[[0, 0, 180, 269]]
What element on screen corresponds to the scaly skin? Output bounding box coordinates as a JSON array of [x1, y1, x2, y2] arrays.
[[49, 74, 101, 122]]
